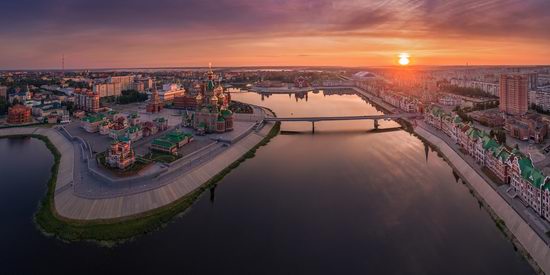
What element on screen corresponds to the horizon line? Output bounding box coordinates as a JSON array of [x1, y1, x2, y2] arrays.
[[2, 64, 550, 72]]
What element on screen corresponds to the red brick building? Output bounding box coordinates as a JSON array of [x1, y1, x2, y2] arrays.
[[7, 104, 32, 124], [499, 74, 528, 115], [146, 86, 163, 113], [173, 94, 198, 109]]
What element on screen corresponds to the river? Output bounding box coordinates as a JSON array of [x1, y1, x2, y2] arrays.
[[0, 90, 534, 274]]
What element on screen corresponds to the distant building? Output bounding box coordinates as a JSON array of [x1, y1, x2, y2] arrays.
[[294, 76, 311, 88], [8, 88, 32, 103], [450, 78, 499, 97], [0, 86, 7, 99], [499, 74, 528, 115], [159, 84, 185, 102], [505, 115, 548, 143], [146, 87, 163, 113], [527, 73, 539, 90], [109, 75, 135, 91], [7, 104, 32, 124], [529, 89, 550, 111], [173, 93, 198, 109], [74, 89, 100, 113], [93, 82, 122, 97]]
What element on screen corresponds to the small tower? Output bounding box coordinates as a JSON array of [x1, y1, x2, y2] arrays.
[[146, 85, 163, 113]]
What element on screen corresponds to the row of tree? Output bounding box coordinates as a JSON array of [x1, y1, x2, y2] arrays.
[[442, 85, 498, 99]]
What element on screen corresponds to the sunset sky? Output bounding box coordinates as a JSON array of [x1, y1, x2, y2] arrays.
[[1, 0, 549, 69]]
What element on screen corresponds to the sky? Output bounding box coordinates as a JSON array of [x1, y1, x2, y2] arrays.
[[0, 0, 549, 69]]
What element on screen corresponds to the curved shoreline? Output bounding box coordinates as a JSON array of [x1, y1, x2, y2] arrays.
[[0, 120, 280, 243]]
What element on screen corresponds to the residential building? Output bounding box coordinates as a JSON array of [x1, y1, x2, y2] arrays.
[[74, 89, 100, 113], [109, 75, 135, 91], [93, 82, 122, 97], [0, 86, 7, 99], [7, 104, 32, 124], [499, 74, 528, 115], [159, 84, 185, 102], [505, 115, 548, 143]]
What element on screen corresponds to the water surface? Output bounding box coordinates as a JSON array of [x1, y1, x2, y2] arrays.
[[0, 91, 534, 274]]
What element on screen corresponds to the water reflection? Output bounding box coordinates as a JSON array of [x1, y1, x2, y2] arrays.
[[0, 90, 535, 274], [209, 184, 217, 204]]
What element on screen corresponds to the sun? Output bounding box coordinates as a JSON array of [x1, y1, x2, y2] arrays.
[[398, 53, 410, 66]]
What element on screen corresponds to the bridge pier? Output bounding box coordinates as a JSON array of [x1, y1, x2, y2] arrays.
[[374, 119, 379, 130], [312, 121, 315, 134]]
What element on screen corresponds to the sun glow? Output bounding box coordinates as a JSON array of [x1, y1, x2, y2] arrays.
[[398, 53, 410, 66]]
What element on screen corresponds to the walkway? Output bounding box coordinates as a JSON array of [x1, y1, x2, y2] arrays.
[[0, 118, 276, 220]]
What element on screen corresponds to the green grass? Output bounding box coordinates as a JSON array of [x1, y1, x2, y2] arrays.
[[146, 151, 181, 163], [1, 121, 280, 244]]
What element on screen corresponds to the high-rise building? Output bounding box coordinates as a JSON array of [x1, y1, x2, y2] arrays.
[[93, 82, 123, 97], [109, 75, 135, 91], [0, 86, 7, 99], [527, 73, 538, 90], [499, 74, 528, 115], [74, 88, 100, 113], [7, 104, 32, 124]]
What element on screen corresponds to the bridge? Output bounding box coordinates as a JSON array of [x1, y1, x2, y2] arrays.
[[264, 113, 421, 133]]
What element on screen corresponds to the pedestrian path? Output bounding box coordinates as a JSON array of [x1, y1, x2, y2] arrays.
[[0, 120, 276, 220]]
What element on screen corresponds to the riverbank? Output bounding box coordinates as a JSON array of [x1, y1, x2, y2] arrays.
[[352, 87, 547, 274], [0, 120, 280, 244], [414, 126, 547, 274]]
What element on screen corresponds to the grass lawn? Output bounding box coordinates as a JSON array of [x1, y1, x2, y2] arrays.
[[147, 151, 181, 163]]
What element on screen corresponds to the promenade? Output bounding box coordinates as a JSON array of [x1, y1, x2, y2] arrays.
[[0, 114, 276, 221]]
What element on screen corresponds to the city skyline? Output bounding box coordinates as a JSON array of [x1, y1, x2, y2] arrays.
[[1, 0, 550, 70]]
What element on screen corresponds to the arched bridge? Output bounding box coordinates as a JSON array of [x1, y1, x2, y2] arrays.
[[264, 113, 421, 133]]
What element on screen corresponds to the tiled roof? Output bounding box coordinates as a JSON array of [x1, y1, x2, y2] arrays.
[[517, 156, 547, 189]]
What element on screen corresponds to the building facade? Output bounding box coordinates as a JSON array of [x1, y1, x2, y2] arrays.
[[499, 74, 528, 115], [146, 86, 163, 113], [424, 105, 550, 222], [182, 64, 234, 135], [74, 88, 100, 113], [159, 84, 185, 102], [7, 104, 32, 124], [106, 140, 136, 169]]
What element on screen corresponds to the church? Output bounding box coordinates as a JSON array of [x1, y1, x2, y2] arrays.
[[182, 64, 234, 135]]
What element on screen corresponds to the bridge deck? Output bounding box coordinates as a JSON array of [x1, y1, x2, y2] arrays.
[[264, 113, 419, 122]]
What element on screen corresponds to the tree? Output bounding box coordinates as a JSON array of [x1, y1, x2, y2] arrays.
[[0, 97, 7, 115], [493, 130, 507, 144], [116, 90, 148, 104]]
